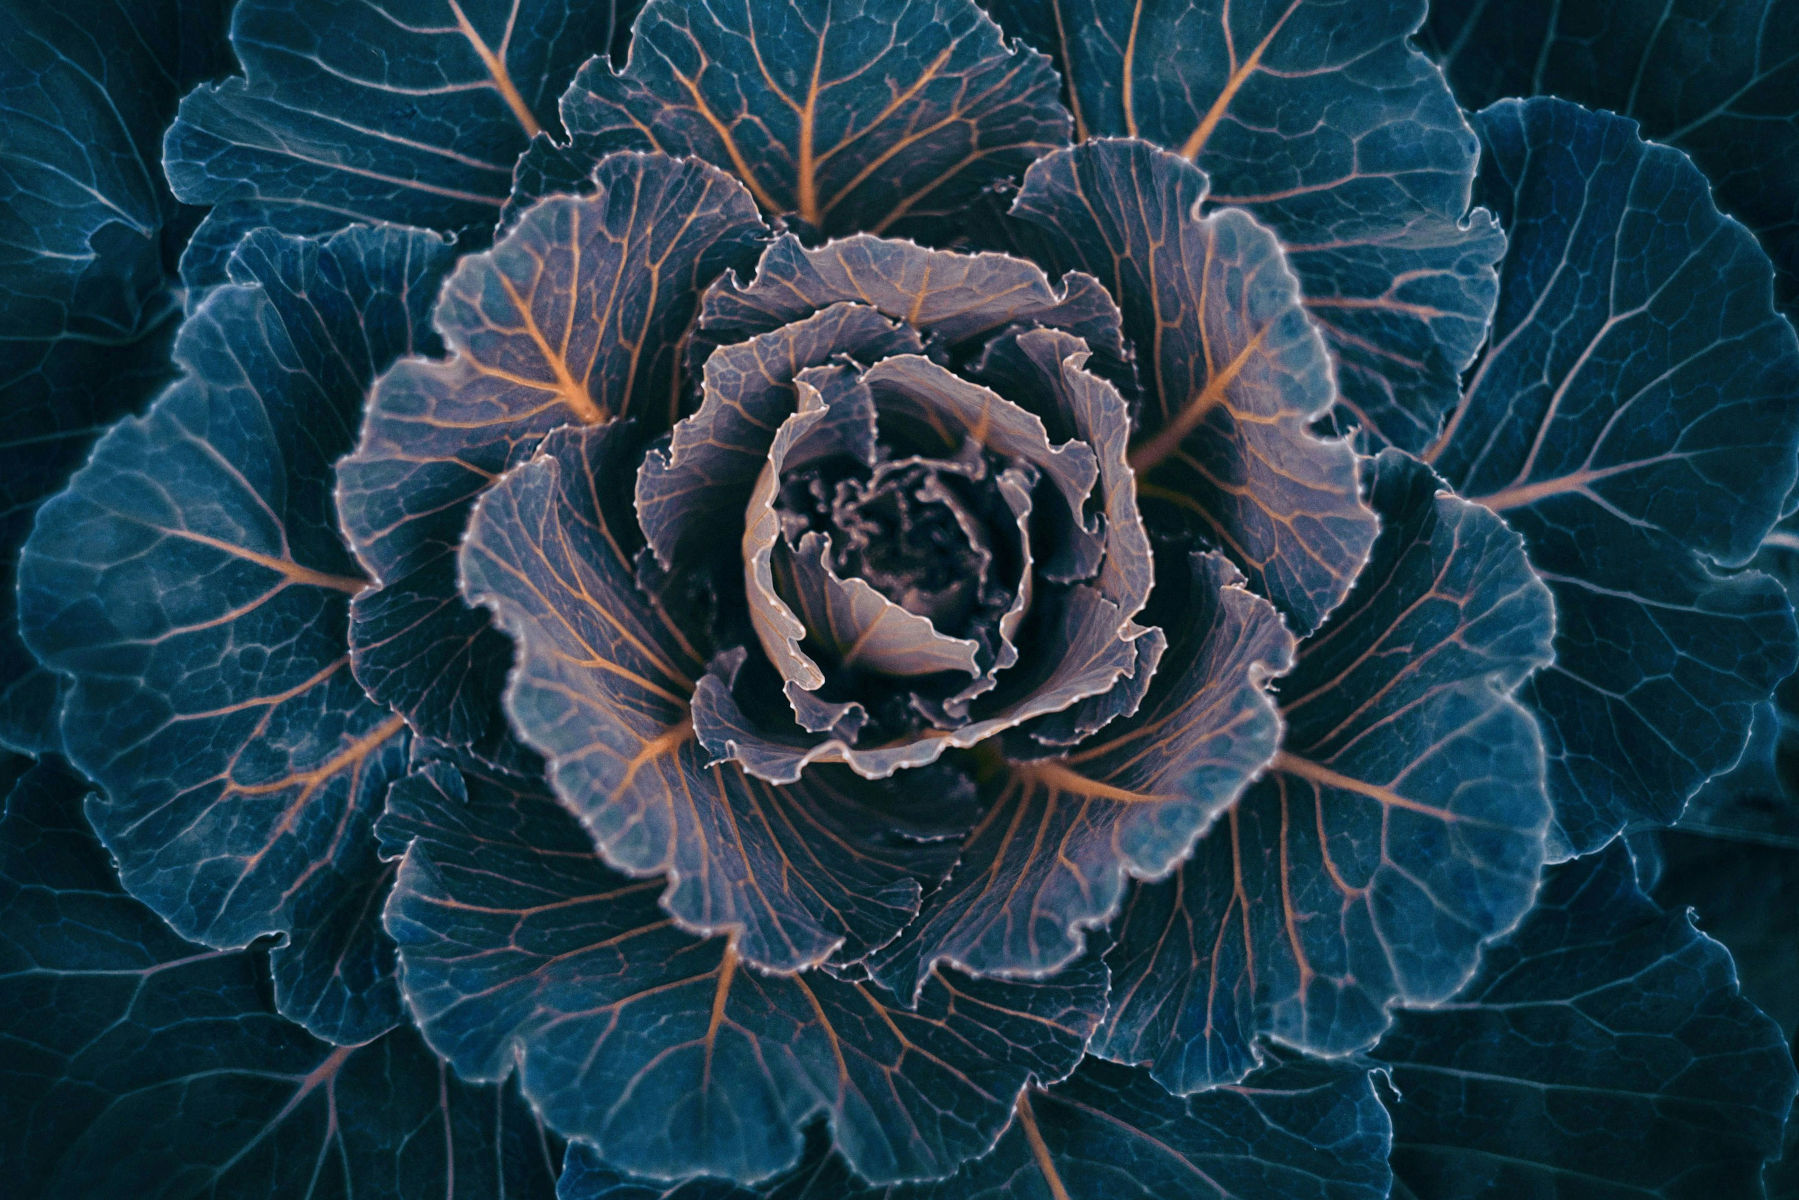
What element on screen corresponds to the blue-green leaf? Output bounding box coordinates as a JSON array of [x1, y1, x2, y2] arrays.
[[1009, 138, 1378, 633], [627, 1057, 1389, 1200], [984, 0, 1504, 452], [460, 421, 962, 971], [0, 758, 560, 1199], [556, 1141, 816, 1198], [559, 1059, 1390, 1198], [522, 0, 1069, 236], [1652, 706, 1799, 1050], [929, 1059, 1390, 1200], [1095, 450, 1553, 1087], [267, 851, 402, 1048], [1424, 0, 1799, 310], [338, 151, 764, 760], [870, 550, 1293, 996], [1425, 98, 1799, 855], [1690, 516, 1799, 819], [1655, 825, 1799, 1044], [17, 226, 454, 1045], [0, 0, 234, 752], [1376, 844, 1799, 1199], [379, 758, 1105, 1185], [165, 0, 641, 284]]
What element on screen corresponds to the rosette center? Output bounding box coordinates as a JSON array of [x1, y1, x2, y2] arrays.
[[778, 447, 1019, 640]]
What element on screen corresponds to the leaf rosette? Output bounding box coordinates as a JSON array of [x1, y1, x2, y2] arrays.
[[356, 118, 1549, 1176], [7, 0, 1799, 1195]]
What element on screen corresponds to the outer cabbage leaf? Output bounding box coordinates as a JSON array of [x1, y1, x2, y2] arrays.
[[268, 853, 405, 1048], [1648, 710, 1799, 1131], [870, 551, 1293, 996], [1425, 98, 1799, 855], [165, 0, 641, 284], [1010, 138, 1378, 634], [0, 0, 228, 339], [897, 1060, 1389, 1200], [338, 151, 764, 759], [460, 422, 964, 972], [379, 758, 1105, 1185], [1376, 843, 1799, 1199], [0, 751, 28, 813], [566, 1058, 1390, 1199], [1655, 826, 1799, 1042], [1686, 517, 1799, 817], [17, 226, 455, 1045], [523, 0, 1069, 236], [1424, 0, 1799, 310], [985, 0, 1505, 452], [0, 0, 234, 752], [1683, 702, 1796, 834], [555, 1139, 829, 1198], [0, 758, 560, 1199], [1095, 450, 1554, 1089]]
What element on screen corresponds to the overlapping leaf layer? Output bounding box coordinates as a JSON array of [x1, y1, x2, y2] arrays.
[[5, 0, 1799, 1196]]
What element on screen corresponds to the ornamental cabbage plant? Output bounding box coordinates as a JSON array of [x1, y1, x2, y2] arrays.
[[4, 0, 1799, 1196]]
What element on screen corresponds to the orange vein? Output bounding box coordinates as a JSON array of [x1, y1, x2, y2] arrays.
[[1016, 1092, 1073, 1200], [1127, 327, 1269, 474], [1178, 0, 1302, 161], [795, 33, 828, 227], [1272, 751, 1463, 822], [491, 273, 606, 424], [701, 944, 738, 1089], [161, 528, 366, 595], [448, 0, 543, 138]]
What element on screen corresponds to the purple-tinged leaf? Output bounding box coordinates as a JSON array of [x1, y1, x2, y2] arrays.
[[1377, 844, 1799, 1200], [1011, 138, 1378, 634], [523, 0, 1069, 236], [1425, 99, 1799, 855], [338, 151, 765, 761], [459, 421, 960, 971], [870, 551, 1292, 996], [737, 356, 1099, 701], [775, 530, 988, 680], [1095, 450, 1552, 1087], [636, 303, 926, 573], [985, 0, 1505, 453], [740, 368, 996, 697], [971, 328, 1152, 617], [970, 326, 1159, 749], [379, 759, 1105, 1185], [696, 582, 1143, 784], [165, 0, 643, 285], [17, 226, 452, 1044], [0, 758, 560, 1199], [695, 233, 1127, 369]]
